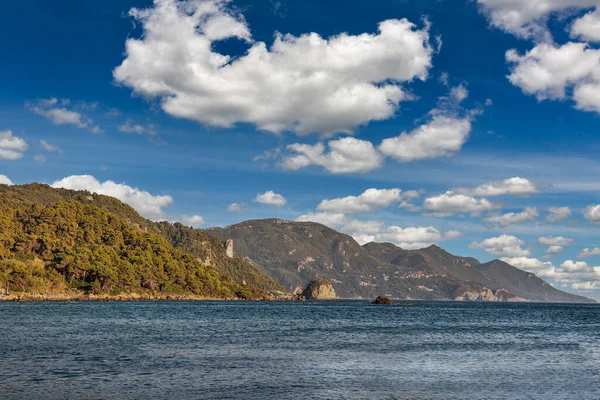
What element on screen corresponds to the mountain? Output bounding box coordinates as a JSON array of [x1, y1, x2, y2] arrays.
[[476, 260, 594, 303], [209, 219, 595, 303], [0, 184, 283, 299]]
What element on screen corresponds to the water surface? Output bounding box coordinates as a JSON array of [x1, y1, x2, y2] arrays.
[[1, 301, 599, 399]]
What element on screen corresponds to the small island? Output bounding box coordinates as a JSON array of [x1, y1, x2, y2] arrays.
[[372, 296, 394, 305], [302, 279, 337, 300]]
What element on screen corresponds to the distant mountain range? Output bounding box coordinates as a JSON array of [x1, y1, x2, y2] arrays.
[[209, 219, 595, 303], [1, 184, 594, 303]]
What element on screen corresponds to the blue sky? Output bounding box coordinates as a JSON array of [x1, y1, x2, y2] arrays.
[[1, 0, 600, 299]]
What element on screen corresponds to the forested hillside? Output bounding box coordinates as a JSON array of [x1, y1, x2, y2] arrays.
[[0, 184, 282, 299]]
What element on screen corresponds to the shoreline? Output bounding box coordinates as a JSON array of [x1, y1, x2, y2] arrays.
[[1, 293, 596, 304]]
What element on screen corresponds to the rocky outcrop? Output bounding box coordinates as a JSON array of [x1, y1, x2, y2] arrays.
[[302, 279, 337, 300], [225, 239, 234, 258], [373, 296, 394, 305]]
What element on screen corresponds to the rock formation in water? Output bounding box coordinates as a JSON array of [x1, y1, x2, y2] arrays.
[[373, 296, 394, 304], [303, 279, 337, 299]]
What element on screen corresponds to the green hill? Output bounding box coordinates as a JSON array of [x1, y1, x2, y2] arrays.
[[0, 184, 284, 300]]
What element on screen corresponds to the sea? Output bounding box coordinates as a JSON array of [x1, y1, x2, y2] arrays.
[[1, 301, 599, 399]]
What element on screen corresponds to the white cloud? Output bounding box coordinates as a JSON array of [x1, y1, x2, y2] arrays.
[[0, 174, 13, 185], [296, 212, 461, 249], [29, 98, 102, 134], [282, 137, 384, 174], [227, 203, 245, 212], [539, 236, 573, 255], [546, 206, 572, 222], [34, 155, 46, 164], [456, 177, 538, 197], [502, 256, 553, 271], [423, 191, 496, 216], [577, 247, 600, 258], [379, 114, 472, 162], [254, 190, 287, 207], [119, 120, 157, 135], [506, 42, 600, 114], [51, 175, 173, 220], [485, 98, 494, 106], [571, 8, 600, 42], [470, 234, 531, 257], [0, 130, 28, 160], [476, 0, 598, 39], [181, 214, 205, 227], [484, 207, 539, 226], [297, 212, 348, 227], [539, 236, 574, 246], [546, 245, 565, 254], [113, 0, 433, 136], [317, 188, 402, 214], [584, 204, 600, 224], [40, 139, 63, 154]]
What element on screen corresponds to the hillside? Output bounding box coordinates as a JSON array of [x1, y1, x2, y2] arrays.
[[209, 219, 502, 300], [476, 260, 595, 303], [0, 184, 282, 299], [209, 219, 595, 303], [0, 184, 284, 296]]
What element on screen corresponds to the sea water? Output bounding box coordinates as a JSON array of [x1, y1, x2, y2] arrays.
[[1, 301, 599, 399]]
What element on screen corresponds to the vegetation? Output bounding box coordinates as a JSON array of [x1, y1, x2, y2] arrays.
[[0, 184, 281, 299]]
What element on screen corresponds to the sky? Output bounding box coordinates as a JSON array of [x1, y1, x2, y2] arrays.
[[1, 0, 600, 300]]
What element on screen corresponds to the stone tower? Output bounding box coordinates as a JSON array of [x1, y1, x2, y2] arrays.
[[225, 239, 234, 258]]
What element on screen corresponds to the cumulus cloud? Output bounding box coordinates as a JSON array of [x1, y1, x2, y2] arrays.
[[379, 115, 472, 163], [571, 8, 600, 42], [282, 137, 383, 174], [119, 120, 157, 136], [546, 245, 565, 255], [40, 139, 63, 154], [0, 130, 28, 160], [0, 174, 13, 185], [483, 207, 539, 226], [227, 203, 246, 212], [584, 204, 600, 224], [51, 175, 173, 220], [476, 0, 598, 39], [296, 212, 461, 249], [456, 177, 538, 197], [539, 236, 573, 255], [546, 206, 572, 223], [423, 191, 496, 216], [507, 42, 600, 114], [113, 0, 433, 136], [254, 190, 287, 207], [577, 247, 600, 258], [180, 214, 205, 227], [317, 188, 402, 214], [500, 257, 600, 291], [470, 234, 531, 257], [28, 98, 102, 134], [539, 236, 574, 246]]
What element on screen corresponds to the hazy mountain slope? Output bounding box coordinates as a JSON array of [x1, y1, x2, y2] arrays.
[[0, 184, 284, 294], [476, 260, 595, 303], [208, 219, 496, 300], [210, 219, 595, 303]]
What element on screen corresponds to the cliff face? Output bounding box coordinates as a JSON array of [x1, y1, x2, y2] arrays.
[[303, 280, 337, 300]]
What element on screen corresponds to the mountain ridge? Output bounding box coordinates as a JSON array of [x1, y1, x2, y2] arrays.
[[209, 218, 595, 303]]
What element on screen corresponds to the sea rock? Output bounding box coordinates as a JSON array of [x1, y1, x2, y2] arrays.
[[302, 279, 337, 300], [372, 296, 394, 305]]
